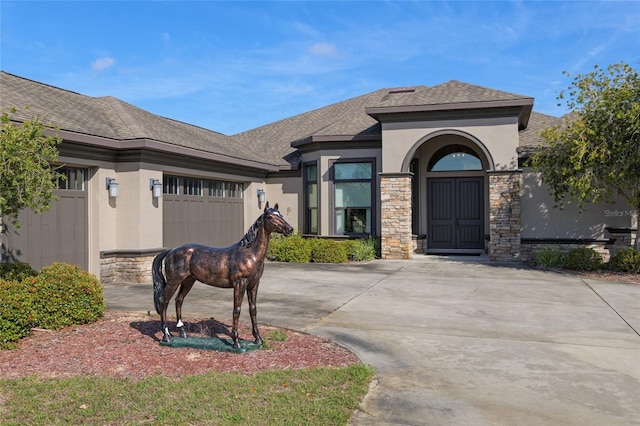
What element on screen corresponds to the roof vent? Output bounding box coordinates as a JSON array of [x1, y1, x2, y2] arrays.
[[388, 88, 416, 94]]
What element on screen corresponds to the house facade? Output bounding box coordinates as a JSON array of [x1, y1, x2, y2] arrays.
[[1, 72, 636, 282]]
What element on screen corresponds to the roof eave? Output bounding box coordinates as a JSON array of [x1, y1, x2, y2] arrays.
[[291, 133, 381, 148], [54, 129, 280, 172], [366, 98, 534, 129]]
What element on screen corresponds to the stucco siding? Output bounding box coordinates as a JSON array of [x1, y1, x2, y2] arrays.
[[264, 177, 301, 233], [521, 169, 636, 239], [380, 116, 520, 173]]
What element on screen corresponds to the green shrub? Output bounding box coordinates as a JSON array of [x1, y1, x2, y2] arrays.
[[0, 278, 36, 349], [30, 263, 105, 330], [533, 246, 564, 269], [267, 234, 312, 263], [609, 248, 640, 273], [563, 247, 604, 271], [309, 238, 348, 263], [0, 262, 38, 281], [345, 238, 378, 262]]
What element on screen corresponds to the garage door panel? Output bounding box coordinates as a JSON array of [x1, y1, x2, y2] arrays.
[[4, 188, 87, 270], [163, 195, 243, 249]]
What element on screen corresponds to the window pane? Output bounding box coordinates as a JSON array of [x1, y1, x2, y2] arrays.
[[208, 180, 225, 197], [335, 162, 371, 180], [307, 183, 317, 208], [431, 152, 482, 171], [346, 208, 370, 233], [306, 164, 317, 181], [309, 208, 318, 233], [183, 178, 203, 196], [336, 209, 345, 234], [335, 208, 371, 234], [227, 182, 244, 198], [164, 176, 179, 194], [335, 182, 371, 207], [56, 167, 86, 190]]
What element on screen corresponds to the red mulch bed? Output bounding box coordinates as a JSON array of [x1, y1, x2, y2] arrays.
[[0, 312, 360, 380]]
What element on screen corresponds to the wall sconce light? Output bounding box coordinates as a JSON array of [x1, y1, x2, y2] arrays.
[[106, 177, 119, 198], [150, 178, 163, 199], [257, 189, 266, 204]]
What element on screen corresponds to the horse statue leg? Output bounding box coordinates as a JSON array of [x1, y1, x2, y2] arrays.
[[247, 283, 263, 345], [174, 277, 196, 339], [159, 296, 173, 343], [231, 278, 249, 349]]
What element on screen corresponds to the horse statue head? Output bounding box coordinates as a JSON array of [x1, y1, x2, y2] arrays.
[[262, 202, 293, 237]]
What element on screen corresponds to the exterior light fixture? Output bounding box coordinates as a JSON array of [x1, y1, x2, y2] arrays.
[[150, 178, 163, 198], [106, 177, 119, 198], [257, 189, 266, 204]]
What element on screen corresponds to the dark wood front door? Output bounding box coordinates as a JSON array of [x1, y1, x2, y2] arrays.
[[428, 177, 483, 250]]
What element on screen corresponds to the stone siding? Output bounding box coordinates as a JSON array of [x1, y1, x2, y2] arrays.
[[100, 252, 159, 284], [489, 172, 522, 261], [380, 173, 412, 259]]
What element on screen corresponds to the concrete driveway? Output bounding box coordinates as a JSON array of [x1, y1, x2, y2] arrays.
[[103, 255, 640, 425]]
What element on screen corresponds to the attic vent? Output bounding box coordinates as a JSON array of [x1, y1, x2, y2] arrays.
[[388, 88, 415, 94]]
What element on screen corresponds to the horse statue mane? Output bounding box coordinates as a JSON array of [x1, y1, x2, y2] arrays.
[[238, 214, 265, 248]]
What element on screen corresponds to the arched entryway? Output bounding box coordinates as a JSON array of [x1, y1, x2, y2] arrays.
[[426, 145, 485, 251], [405, 132, 492, 255]]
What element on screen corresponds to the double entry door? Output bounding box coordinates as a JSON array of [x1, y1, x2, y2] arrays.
[[427, 177, 484, 250]]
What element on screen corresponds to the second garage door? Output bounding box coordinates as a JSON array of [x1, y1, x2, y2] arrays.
[[162, 176, 244, 248]]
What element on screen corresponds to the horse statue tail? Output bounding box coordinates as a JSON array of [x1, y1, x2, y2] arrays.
[[152, 249, 171, 315]]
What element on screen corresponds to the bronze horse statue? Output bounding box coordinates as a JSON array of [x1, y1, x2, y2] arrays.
[[152, 202, 293, 348]]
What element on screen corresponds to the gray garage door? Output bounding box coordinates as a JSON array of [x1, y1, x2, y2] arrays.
[[3, 167, 88, 270], [163, 176, 244, 248]]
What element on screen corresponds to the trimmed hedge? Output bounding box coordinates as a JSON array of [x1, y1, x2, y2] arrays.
[[267, 235, 378, 263], [30, 263, 105, 329], [309, 238, 348, 263], [563, 247, 604, 271], [0, 262, 105, 349], [609, 248, 640, 273], [0, 279, 35, 349], [0, 262, 38, 281], [267, 234, 312, 263]]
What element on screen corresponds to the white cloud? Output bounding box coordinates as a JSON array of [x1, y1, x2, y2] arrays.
[[309, 42, 337, 57], [91, 57, 115, 71]]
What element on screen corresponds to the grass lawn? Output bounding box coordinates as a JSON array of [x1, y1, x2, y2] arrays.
[[0, 364, 374, 425]]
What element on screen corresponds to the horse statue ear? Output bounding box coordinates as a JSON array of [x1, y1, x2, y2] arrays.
[[264, 201, 269, 213], [274, 203, 279, 210]]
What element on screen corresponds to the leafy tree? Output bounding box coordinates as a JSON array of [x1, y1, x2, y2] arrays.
[[529, 62, 640, 247], [0, 106, 63, 233]]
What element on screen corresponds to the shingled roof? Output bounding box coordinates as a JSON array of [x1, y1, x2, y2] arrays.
[[231, 80, 540, 168], [2, 71, 554, 170], [0, 71, 273, 168]]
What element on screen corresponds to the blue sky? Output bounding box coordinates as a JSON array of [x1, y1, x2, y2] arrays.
[[2, 1, 639, 135]]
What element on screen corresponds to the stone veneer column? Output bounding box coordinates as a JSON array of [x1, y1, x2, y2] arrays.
[[489, 171, 522, 261], [380, 173, 412, 259]]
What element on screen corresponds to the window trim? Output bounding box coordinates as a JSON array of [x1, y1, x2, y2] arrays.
[[303, 161, 319, 234]]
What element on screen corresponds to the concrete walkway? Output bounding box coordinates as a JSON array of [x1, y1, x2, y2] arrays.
[[103, 255, 640, 425]]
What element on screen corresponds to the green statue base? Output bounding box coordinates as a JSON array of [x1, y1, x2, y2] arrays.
[[160, 336, 261, 353]]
